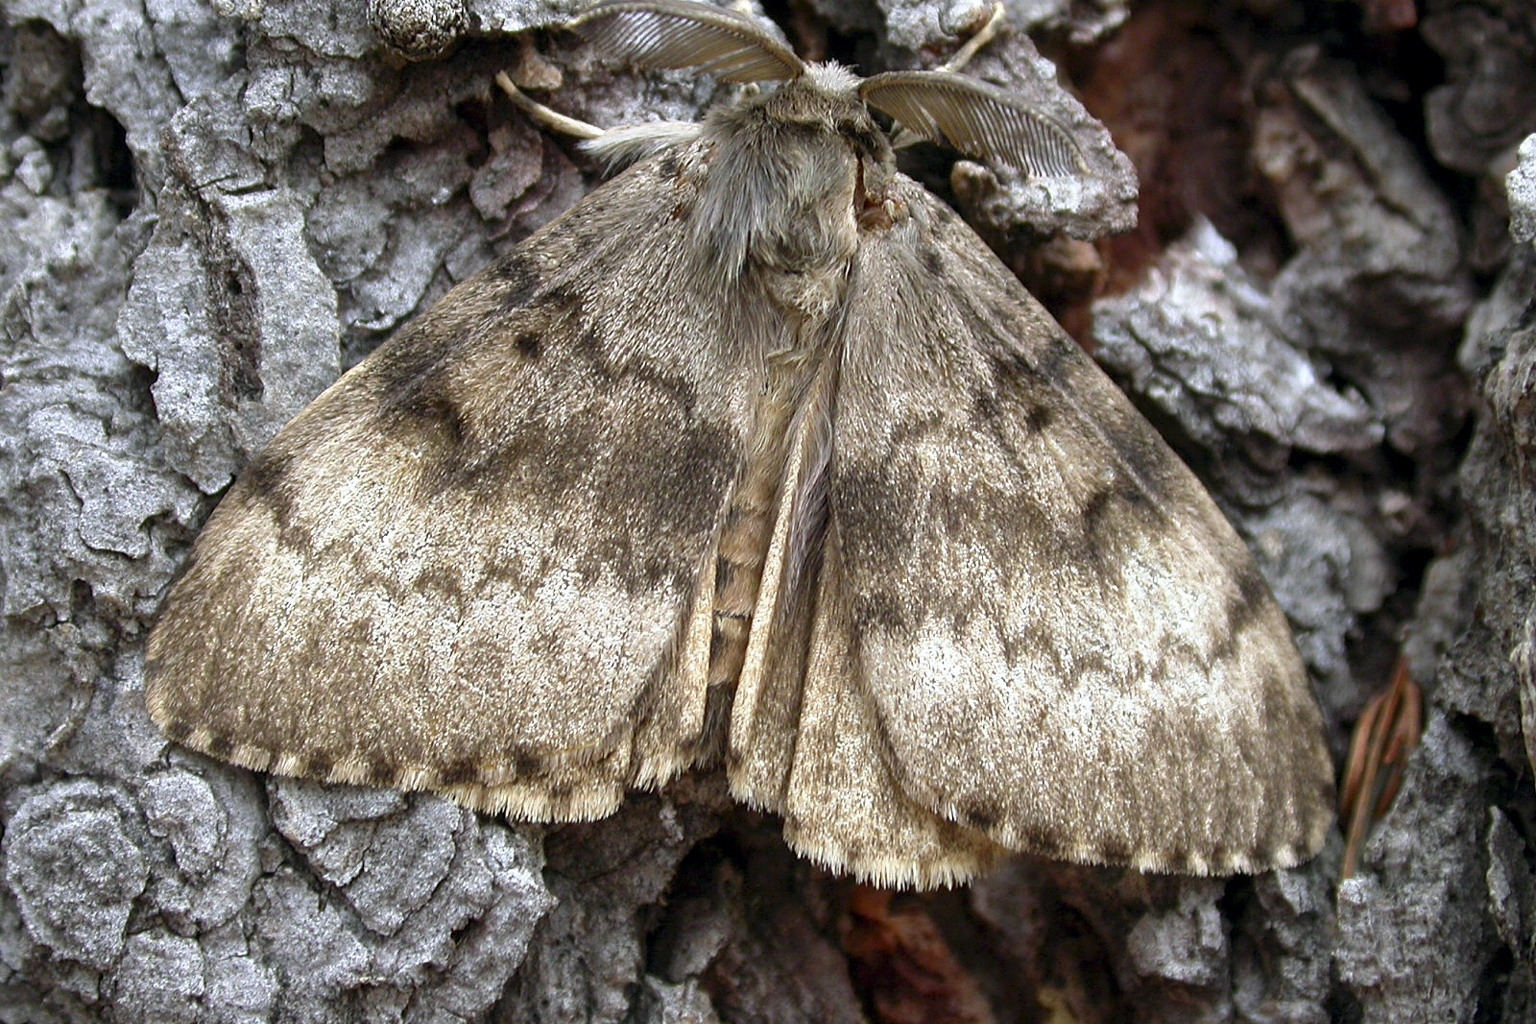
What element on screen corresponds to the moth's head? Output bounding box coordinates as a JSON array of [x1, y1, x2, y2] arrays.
[[569, 1, 1088, 182], [744, 63, 894, 165], [691, 60, 899, 291]]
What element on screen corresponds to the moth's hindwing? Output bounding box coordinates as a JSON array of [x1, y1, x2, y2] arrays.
[[731, 181, 1335, 881], [145, 154, 756, 820], [723, 341, 1014, 888]]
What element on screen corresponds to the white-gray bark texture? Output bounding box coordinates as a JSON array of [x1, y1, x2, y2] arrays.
[[1, 0, 1532, 1020]]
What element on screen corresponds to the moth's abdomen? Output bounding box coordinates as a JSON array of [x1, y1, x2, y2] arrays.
[[703, 335, 826, 754]]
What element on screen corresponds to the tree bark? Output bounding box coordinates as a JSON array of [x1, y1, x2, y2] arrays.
[[1, 0, 1532, 1020]]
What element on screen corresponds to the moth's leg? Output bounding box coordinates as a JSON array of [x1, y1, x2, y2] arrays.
[[495, 72, 606, 140], [496, 72, 704, 165], [936, 2, 1005, 74]]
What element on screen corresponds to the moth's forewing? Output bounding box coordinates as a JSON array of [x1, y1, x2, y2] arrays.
[[760, 183, 1333, 877], [146, 155, 758, 819]]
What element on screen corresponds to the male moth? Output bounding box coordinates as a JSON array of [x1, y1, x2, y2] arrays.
[[146, 0, 1334, 888]]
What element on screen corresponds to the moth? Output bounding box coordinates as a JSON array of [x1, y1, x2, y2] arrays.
[[146, 0, 1334, 888]]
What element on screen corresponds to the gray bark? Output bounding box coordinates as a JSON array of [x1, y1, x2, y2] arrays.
[[1, 0, 1532, 1020]]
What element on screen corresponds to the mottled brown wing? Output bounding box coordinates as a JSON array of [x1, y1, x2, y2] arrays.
[[146, 153, 757, 821], [750, 181, 1334, 882]]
